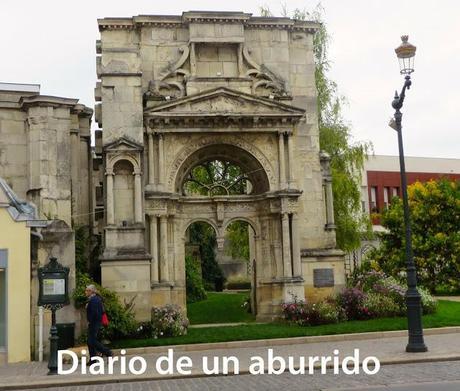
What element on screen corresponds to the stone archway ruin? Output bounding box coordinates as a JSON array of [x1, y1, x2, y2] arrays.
[[96, 11, 345, 321]]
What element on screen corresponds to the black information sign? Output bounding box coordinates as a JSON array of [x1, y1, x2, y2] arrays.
[[313, 268, 335, 288], [38, 257, 69, 308]]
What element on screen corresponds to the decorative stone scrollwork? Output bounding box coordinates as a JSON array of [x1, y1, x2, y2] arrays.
[[144, 45, 190, 102], [243, 46, 289, 98]]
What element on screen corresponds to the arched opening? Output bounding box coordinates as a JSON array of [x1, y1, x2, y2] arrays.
[[113, 159, 134, 225], [183, 159, 253, 196], [175, 144, 270, 195], [184, 219, 256, 325], [185, 221, 220, 300], [222, 219, 257, 316]]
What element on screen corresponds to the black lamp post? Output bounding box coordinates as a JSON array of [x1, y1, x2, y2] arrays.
[[390, 36, 428, 353]]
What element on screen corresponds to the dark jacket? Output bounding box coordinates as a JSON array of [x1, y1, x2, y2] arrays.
[[86, 294, 103, 324]]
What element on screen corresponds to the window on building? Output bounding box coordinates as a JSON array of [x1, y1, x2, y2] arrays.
[[383, 187, 390, 209], [370, 186, 378, 212], [392, 187, 399, 198]]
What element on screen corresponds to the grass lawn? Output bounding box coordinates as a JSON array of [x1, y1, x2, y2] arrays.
[[111, 300, 460, 349], [187, 291, 255, 324]]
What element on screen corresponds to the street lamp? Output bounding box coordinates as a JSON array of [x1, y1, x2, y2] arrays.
[[391, 35, 428, 353]]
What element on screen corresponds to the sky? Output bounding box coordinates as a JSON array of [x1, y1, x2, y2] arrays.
[[1, 0, 459, 158]]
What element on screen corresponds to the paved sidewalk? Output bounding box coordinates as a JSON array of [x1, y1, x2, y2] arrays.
[[1, 328, 460, 390], [435, 296, 460, 302]]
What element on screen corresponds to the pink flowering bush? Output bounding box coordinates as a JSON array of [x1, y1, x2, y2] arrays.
[[335, 288, 372, 320], [150, 304, 189, 338], [282, 296, 345, 326], [352, 270, 437, 315]]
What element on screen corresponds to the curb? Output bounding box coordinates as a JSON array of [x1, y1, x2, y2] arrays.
[[2, 326, 460, 390], [111, 326, 460, 356], [2, 354, 460, 390]]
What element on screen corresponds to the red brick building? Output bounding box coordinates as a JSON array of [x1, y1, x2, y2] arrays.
[[362, 156, 460, 224]]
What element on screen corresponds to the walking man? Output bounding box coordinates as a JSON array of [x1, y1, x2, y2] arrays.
[[85, 284, 112, 364]]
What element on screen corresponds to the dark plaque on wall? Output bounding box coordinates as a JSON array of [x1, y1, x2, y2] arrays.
[[313, 268, 334, 287]]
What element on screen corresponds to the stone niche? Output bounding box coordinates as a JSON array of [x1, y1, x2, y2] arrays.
[[113, 159, 135, 225]]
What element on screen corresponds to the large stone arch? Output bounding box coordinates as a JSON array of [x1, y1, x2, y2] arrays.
[[167, 136, 277, 193]]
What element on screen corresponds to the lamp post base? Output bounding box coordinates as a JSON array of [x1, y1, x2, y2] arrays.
[[406, 343, 428, 353], [405, 289, 428, 353]]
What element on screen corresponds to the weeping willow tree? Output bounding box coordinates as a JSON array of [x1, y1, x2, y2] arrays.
[[261, 4, 373, 251]]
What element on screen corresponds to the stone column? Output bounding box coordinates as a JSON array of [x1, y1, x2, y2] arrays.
[[278, 132, 286, 189], [133, 170, 143, 224], [149, 214, 159, 284], [70, 130, 80, 220], [287, 132, 295, 188], [190, 43, 197, 77], [159, 215, 169, 282], [158, 133, 164, 190], [148, 131, 155, 186], [169, 215, 176, 282], [325, 177, 335, 228], [281, 213, 292, 277], [291, 213, 302, 277], [260, 216, 272, 278], [105, 169, 115, 225], [237, 43, 244, 77]]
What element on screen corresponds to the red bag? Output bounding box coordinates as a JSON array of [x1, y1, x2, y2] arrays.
[[101, 312, 109, 327]]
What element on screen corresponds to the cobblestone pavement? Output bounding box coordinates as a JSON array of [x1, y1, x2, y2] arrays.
[[15, 361, 460, 391]]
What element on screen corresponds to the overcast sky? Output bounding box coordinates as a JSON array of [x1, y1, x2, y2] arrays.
[[1, 0, 458, 158]]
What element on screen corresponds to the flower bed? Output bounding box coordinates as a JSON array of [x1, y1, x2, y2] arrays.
[[282, 271, 438, 326]]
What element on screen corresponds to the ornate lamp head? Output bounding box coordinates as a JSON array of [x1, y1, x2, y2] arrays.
[[395, 35, 416, 75]]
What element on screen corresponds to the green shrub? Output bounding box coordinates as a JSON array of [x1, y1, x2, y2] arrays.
[[363, 293, 403, 318], [225, 276, 251, 290], [282, 298, 345, 326], [185, 255, 207, 303], [419, 286, 438, 314], [151, 304, 189, 338], [73, 273, 138, 341], [351, 269, 438, 315]]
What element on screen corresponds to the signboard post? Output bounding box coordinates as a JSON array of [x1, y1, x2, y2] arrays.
[[38, 257, 69, 375]]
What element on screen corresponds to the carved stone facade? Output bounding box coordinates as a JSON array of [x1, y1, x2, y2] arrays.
[[0, 82, 93, 357], [95, 11, 345, 321]]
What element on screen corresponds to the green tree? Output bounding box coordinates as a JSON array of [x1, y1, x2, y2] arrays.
[[370, 179, 460, 293], [225, 221, 250, 261], [260, 4, 372, 251], [188, 222, 225, 291]]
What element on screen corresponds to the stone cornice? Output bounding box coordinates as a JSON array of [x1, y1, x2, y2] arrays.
[[98, 12, 320, 32], [20, 95, 79, 109], [144, 86, 305, 129], [182, 11, 252, 24], [71, 103, 93, 118], [144, 190, 302, 202]]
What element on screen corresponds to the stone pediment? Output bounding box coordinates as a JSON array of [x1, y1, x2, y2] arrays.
[[144, 87, 305, 129], [104, 137, 143, 152]]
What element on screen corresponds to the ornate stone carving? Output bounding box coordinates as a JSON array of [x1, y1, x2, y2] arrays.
[[144, 87, 304, 127], [144, 45, 190, 101], [243, 46, 289, 98]]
